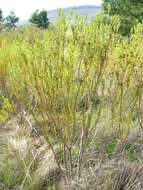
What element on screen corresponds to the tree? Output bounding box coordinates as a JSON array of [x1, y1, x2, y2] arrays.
[[0, 9, 4, 31], [103, 0, 143, 35], [0, 8, 3, 22], [5, 11, 19, 28], [29, 9, 49, 28]]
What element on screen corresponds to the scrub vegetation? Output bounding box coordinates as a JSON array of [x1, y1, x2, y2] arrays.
[[0, 8, 143, 190]]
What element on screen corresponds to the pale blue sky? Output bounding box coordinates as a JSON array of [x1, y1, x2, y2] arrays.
[[0, 0, 102, 21]]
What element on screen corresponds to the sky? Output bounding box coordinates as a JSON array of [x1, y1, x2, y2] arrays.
[[0, 0, 102, 21]]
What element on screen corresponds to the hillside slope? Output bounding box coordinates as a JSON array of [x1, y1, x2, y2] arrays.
[[48, 5, 101, 23]]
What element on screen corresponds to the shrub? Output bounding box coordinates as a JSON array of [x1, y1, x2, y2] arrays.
[[0, 11, 143, 181]]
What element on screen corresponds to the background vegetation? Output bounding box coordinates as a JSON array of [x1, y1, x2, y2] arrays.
[[103, 0, 143, 36]]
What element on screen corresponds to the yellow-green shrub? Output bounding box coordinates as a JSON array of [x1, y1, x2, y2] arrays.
[[0, 11, 143, 179]]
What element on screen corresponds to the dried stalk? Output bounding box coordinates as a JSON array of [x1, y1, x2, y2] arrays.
[[69, 147, 73, 181], [77, 127, 84, 179]]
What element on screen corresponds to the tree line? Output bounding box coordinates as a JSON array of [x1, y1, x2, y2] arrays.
[[0, 9, 49, 29]]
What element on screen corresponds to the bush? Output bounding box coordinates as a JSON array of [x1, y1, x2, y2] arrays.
[[0, 11, 143, 181]]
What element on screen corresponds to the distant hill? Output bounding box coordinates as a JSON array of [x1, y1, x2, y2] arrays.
[[18, 5, 101, 26], [48, 5, 101, 23]]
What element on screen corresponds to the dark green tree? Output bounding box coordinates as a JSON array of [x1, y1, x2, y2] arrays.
[[103, 0, 143, 35], [0, 9, 4, 31], [0, 8, 3, 22], [29, 9, 49, 28], [5, 11, 19, 28]]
